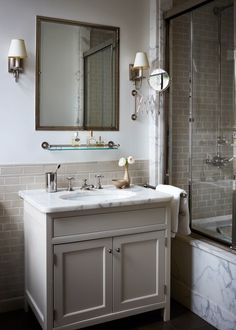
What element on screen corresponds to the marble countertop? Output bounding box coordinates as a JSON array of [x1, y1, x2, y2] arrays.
[[19, 185, 172, 213]]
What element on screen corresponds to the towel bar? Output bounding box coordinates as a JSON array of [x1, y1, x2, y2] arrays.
[[143, 184, 188, 198]]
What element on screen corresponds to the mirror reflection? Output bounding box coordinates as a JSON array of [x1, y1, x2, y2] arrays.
[[36, 16, 119, 131], [148, 68, 170, 92]]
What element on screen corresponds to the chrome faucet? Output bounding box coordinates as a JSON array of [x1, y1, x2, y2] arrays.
[[81, 179, 94, 190], [205, 153, 234, 168]]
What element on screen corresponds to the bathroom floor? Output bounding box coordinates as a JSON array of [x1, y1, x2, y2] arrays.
[[0, 300, 216, 330]]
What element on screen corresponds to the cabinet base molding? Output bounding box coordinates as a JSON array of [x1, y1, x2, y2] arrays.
[[51, 303, 168, 330]]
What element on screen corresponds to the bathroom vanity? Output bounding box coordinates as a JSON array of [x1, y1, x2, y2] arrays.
[[19, 185, 172, 330]]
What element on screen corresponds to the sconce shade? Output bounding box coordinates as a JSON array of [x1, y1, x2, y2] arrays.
[[133, 52, 149, 69], [8, 39, 27, 58]]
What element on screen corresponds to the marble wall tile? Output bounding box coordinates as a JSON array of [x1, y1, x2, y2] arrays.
[[172, 235, 236, 330]]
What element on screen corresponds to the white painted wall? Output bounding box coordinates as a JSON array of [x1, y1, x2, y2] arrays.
[[0, 0, 150, 164]]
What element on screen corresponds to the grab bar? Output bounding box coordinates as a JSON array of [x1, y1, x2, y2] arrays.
[[143, 183, 188, 198]]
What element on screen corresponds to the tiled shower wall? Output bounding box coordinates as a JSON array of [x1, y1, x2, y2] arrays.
[[0, 160, 148, 312], [170, 0, 234, 220]]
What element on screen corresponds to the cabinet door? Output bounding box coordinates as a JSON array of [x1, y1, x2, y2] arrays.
[[54, 238, 112, 327], [113, 231, 165, 312]]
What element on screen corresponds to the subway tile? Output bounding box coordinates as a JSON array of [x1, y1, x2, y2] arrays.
[[2, 224, 19, 232], [0, 167, 24, 176], [0, 185, 27, 194], [3, 208, 20, 217], [4, 193, 20, 202], [23, 166, 45, 175], [4, 177, 20, 185], [19, 176, 35, 184], [0, 217, 10, 224]]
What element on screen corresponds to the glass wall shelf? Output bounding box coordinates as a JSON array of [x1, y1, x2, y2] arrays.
[[41, 141, 120, 151]]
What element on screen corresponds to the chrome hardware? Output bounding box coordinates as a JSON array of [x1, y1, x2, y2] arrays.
[[41, 141, 120, 150], [108, 249, 112, 254], [67, 176, 74, 191], [45, 172, 57, 193], [95, 174, 104, 189], [205, 153, 233, 168], [81, 179, 94, 190], [131, 89, 138, 120], [144, 183, 187, 199], [217, 135, 228, 145], [115, 248, 120, 253]]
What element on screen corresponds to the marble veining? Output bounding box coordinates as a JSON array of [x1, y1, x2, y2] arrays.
[[19, 185, 172, 213], [172, 235, 236, 330]]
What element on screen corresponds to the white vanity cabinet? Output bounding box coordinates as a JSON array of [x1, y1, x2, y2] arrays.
[[21, 187, 171, 330], [53, 231, 165, 328]]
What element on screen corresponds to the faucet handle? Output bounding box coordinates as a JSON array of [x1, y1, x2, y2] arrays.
[[95, 174, 104, 189], [67, 176, 74, 191]]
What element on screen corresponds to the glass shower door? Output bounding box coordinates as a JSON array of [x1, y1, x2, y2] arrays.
[[169, 0, 235, 246], [191, 0, 235, 245]]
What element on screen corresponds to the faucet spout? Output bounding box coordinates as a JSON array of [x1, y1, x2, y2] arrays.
[[80, 179, 94, 190]]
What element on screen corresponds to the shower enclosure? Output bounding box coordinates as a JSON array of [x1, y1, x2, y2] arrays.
[[167, 0, 235, 246]]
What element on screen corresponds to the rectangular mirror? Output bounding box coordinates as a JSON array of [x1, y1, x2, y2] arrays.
[[36, 16, 119, 131]]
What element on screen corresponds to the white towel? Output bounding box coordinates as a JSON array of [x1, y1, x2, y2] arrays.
[[156, 184, 191, 237]]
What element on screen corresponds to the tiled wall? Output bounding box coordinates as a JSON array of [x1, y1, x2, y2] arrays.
[[170, 0, 234, 220], [0, 160, 148, 312]]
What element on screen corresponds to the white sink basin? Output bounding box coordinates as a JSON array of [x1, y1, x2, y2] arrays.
[[59, 189, 136, 203]]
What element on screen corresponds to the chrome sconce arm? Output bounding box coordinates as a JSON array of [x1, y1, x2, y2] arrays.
[[129, 52, 170, 120], [8, 58, 24, 82], [131, 89, 138, 120]]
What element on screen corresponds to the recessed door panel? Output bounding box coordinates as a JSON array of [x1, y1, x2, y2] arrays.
[[113, 231, 165, 311], [54, 238, 112, 327]]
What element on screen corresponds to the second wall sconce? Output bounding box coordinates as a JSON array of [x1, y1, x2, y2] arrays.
[[129, 52, 149, 89], [8, 39, 27, 82]]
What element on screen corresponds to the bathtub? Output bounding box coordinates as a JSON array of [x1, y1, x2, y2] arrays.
[[192, 215, 232, 244], [171, 233, 236, 330]]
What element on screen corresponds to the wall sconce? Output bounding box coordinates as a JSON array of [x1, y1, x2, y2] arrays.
[[129, 52, 149, 89], [8, 39, 27, 82]]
